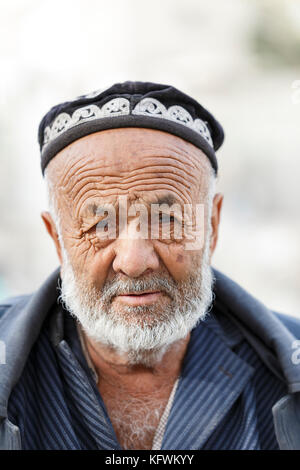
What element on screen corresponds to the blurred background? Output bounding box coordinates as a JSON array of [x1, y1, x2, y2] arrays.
[[0, 0, 299, 317]]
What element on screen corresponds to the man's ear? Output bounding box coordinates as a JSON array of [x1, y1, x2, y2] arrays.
[[209, 193, 223, 260], [41, 211, 63, 264]]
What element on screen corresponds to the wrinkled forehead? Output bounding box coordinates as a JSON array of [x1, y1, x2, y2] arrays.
[[45, 128, 213, 204]]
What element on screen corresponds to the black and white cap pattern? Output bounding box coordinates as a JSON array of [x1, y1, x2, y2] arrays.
[[42, 97, 213, 150], [38, 81, 224, 174]]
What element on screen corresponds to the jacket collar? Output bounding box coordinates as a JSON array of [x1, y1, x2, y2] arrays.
[[161, 314, 256, 449], [213, 269, 300, 393], [0, 268, 60, 417]]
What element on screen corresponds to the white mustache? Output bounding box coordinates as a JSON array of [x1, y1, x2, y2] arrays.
[[100, 276, 177, 303]]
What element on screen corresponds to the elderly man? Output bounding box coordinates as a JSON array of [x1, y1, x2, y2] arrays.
[[0, 81, 300, 451]]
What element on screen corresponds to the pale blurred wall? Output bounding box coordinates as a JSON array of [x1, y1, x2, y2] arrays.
[[0, 0, 299, 316]]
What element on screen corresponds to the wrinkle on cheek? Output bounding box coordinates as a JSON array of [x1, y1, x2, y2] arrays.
[[64, 230, 115, 283], [152, 241, 191, 282], [78, 242, 115, 287], [63, 234, 95, 269]]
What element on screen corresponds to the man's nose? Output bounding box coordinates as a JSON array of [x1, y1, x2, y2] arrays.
[[112, 224, 160, 278]]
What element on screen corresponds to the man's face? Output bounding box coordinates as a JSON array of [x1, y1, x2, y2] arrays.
[[43, 128, 222, 363]]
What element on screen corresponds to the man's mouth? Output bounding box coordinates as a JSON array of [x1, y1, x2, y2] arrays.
[[115, 291, 163, 306]]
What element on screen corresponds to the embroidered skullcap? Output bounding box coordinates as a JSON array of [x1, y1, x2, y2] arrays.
[[38, 81, 224, 175]]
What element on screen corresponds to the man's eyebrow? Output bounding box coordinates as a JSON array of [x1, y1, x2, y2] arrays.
[[82, 195, 181, 216], [87, 203, 98, 215], [153, 194, 180, 206], [83, 202, 116, 216]]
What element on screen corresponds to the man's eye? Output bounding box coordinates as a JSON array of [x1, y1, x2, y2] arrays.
[[95, 217, 117, 239], [96, 219, 109, 232], [159, 214, 175, 224]]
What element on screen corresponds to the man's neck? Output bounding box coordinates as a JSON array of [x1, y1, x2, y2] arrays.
[[82, 332, 191, 395], [81, 331, 191, 450]]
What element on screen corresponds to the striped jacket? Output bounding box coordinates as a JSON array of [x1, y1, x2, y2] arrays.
[[0, 268, 300, 450]]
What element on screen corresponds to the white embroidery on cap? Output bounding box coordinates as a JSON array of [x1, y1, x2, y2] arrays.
[[43, 98, 130, 147], [132, 98, 213, 147], [42, 97, 213, 148]]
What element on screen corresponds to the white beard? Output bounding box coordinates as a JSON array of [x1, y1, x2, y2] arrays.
[[59, 235, 214, 366]]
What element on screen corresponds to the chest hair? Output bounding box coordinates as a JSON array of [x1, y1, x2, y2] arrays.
[[101, 389, 172, 450]]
